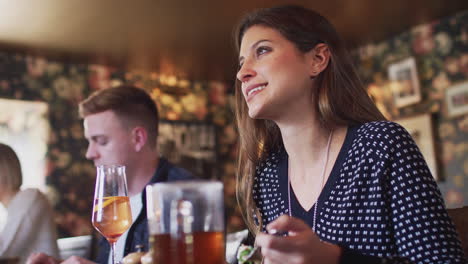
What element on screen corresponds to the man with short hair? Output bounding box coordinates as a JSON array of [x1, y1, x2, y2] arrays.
[[28, 85, 193, 264]]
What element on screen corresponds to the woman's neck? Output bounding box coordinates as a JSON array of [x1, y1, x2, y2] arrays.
[[277, 114, 331, 165], [0, 189, 19, 207], [276, 115, 348, 183]]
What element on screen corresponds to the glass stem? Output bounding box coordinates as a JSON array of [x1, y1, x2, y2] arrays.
[[111, 241, 117, 264]]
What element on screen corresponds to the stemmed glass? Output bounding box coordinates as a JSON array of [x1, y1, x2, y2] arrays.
[[92, 165, 132, 264]]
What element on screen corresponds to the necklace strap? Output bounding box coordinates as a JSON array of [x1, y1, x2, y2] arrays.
[[287, 130, 333, 232]]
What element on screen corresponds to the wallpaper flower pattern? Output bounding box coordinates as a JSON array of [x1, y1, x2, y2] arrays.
[[0, 58, 241, 237], [353, 10, 468, 208], [0, 9, 466, 237]]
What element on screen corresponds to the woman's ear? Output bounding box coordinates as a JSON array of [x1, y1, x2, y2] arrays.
[[306, 43, 330, 78], [131, 126, 148, 152]]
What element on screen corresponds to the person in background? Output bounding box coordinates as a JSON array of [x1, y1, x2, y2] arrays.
[[0, 143, 59, 263], [234, 5, 466, 263], [28, 85, 193, 264]]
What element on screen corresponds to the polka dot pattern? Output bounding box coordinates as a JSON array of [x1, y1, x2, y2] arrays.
[[253, 121, 466, 263]]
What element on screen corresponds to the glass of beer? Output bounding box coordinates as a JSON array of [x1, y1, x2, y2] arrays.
[[146, 181, 225, 264], [92, 165, 132, 264]]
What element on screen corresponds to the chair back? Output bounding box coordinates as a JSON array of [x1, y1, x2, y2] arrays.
[[447, 206, 468, 257]]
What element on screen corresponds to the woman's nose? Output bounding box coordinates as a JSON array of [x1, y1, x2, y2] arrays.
[[237, 60, 256, 83]]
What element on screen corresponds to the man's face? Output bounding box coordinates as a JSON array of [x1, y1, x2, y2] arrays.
[[83, 110, 134, 166]]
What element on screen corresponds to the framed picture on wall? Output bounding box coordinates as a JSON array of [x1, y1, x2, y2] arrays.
[[446, 81, 468, 118], [395, 114, 439, 180], [388, 57, 421, 108], [0, 98, 50, 189]]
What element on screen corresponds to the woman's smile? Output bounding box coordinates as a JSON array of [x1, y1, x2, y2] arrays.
[[244, 83, 268, 101]]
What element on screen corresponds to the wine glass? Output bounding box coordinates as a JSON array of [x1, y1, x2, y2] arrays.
[[92, 165, 132, 264]]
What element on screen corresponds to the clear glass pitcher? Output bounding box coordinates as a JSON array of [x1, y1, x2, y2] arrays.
[[146, 181, 225, 264]]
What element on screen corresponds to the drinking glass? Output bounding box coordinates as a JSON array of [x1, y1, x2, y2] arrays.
[[92, 165, 132, 264], [146, 181, 225, 264]]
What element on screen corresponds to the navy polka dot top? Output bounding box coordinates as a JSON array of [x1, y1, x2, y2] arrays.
[[253, 121, 466, 263]]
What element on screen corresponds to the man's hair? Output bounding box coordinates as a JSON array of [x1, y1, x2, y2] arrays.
[[79, 85, 159, 149], [0, 143, 22, 192]]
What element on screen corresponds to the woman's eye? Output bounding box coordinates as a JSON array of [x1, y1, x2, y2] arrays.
[[256, 46, 271, 56]]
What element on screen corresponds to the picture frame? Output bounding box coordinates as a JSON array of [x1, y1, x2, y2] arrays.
[[0, 98, 50, 189], [395, 114, 439, 180], [387, 57, 421, 108], [446, 81, 468, 118]]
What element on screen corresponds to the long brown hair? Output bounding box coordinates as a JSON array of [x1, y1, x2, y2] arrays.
[[0, 143, 22, 192], [234, 5, 387, 234]]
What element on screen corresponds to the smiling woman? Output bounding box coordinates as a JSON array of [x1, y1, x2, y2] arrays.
[[233, 5, 466, 264]]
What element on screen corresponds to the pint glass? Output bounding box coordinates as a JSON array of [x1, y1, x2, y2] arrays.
[[146, 181, 225, 264]]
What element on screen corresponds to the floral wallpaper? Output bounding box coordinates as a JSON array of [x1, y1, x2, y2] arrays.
[[0, 56, 94, 236], [0, 56, 242, 237], [0, 9, 466, 238], [353, 10, 468, 208]]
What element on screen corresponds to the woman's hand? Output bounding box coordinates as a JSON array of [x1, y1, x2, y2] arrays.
[[255, 215, 342, 264], [26, 253, 61, 264]]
